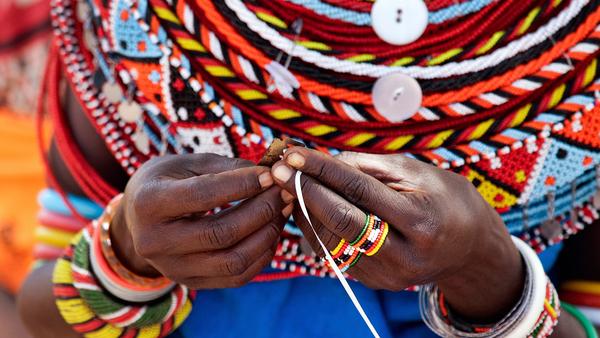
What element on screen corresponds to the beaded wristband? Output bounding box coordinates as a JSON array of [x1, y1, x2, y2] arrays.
[[74, 226, 186, 328], [419, 236, 560, 338], [328, 213, 389, 271], [53, 230, 195, 338]]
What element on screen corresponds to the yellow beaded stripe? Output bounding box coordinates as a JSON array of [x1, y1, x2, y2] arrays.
[[36, 225, 78, 248], [331, 239, 346, 256], [365, 222, 388, 257], [52, 232, 193, 338]]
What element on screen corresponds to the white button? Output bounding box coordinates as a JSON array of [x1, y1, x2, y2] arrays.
[[371, 0, 428, 46], [372, 72, 422, 122]]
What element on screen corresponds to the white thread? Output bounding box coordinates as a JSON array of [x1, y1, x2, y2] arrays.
[[295, 171, 381, 338], [224, 0, 586, 79]]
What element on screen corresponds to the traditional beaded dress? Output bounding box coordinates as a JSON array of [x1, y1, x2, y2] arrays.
[[46, 0, 600, 336]]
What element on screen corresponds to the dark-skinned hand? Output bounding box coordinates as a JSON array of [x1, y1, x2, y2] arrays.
[[109, 153, 293, 289], [271, 148, 524, 323]]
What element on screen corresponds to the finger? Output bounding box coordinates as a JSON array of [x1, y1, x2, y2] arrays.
[[162, 187, 288, 254], [168, 153, 256, 176], [335, 152, 426, 191], [161, 214, 284, 279], [157, 166, 275, 217], [292, 208, 387, 285], [180, 240, 278, 289], [273, 163, 368, 245], [292, 207, 342, 258], [279, 148, 423, 233]]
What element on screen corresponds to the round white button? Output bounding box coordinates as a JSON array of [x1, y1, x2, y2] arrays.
[[371, 0, 429, 46], [372, 72, 422, 122]]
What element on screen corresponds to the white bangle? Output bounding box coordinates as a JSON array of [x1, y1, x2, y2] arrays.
[[419, 235, 552, 337], [88, 230, 174, 303], [505, 236, 547, 338]]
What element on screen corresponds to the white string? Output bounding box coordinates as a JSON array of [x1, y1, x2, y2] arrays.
[[224, 0, 587, 79], [294, 171, 381, 338]]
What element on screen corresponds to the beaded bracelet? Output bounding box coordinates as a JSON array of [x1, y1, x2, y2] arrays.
[[74, 226, 185, 328], [419, 236, 560, 338], [53, 230, 195, 338], [328, 213, 389, 271]]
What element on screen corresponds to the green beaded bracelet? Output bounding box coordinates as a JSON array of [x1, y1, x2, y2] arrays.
[[562, 302, 599, 338]]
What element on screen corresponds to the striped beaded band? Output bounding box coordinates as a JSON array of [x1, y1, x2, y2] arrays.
[[436, 280, 560, 337], [328, 213, 389, 271], [52, 229, 195, 338], [76, 226, 184, 327]]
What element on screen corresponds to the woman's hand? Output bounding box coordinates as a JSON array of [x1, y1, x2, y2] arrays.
[[110, 153, 293, 289], [271, 148, 524, 323]]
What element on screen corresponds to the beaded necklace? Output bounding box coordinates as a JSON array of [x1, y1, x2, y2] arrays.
[[48, 0, 600, 281]]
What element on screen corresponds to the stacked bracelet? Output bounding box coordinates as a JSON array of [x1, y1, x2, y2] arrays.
[[33, 189, 93, 262], [91, 194, 174, 302], [419, 236, 560, 338], [52, 194, 195, 338], [329, 213, 390, 271]]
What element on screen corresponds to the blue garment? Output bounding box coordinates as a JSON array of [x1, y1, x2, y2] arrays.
[[39, 188, 564, 337], [177, 246, 562, 338]]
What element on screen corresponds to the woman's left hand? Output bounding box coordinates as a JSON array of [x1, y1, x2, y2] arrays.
[[271, 148, 524, 323]]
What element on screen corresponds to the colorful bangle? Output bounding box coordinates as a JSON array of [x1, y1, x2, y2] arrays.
[[34, 225, 78, 248], [562, 280, 600, 296], [53, 230, 194, 338], [74, 227, 184, 327], [560, 290, 600, 308], [561, 302, 599, 338], [33, 244, 66, 261], [349, 214, 372, 246], [97, 194, 173, 290], [365, 220, 389, 257], [39, 188, 104, 219], [37, 208, 87, 232], [419, 236, 560, 338]]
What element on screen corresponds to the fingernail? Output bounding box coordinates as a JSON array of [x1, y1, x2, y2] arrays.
[[282, 204, 294, 217], [287, 153, 305, 168], [273, 164, 293, 182], [281, 190, 295, 204], [258, 172, 273, 188]]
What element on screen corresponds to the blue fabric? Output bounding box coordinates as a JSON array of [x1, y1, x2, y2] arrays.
[[177, 248, 561, 338], [39, 188, 565, 337]]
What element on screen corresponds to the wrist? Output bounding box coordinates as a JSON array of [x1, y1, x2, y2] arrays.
[[437, 221, 524, 323], [109, 199, 161, 278]]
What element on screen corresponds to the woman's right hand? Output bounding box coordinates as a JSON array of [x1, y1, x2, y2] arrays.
[[110, 153, 293, 289]]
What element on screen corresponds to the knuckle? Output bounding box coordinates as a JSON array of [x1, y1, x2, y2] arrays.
[[258, 199, 277, 222], [187, 176, 213, 206], [264, 223, 282, 241], [239, 172, 261, 194], [409, 196, 441, 250], [201, 220, 234, 248], [343, 178, 370, 205], [324, 203, 355, 236], [224, 251, 249, 276]]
